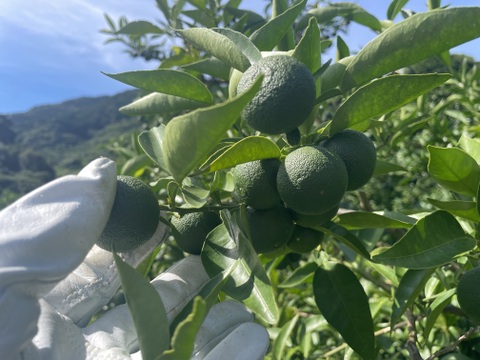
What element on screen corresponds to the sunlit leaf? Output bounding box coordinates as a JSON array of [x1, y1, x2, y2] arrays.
[[104, 70, 213, 104], [342, 7, 480, 89], [181, 58, 231, 80], [387, 0, 410, 20], [331, 74, 451, 134], [427, 198, 480, 222], [458, 134, 480, 164], [428, 146, 480, 197], [372, 211, 476, 269], [200, 136, 281, 173], [201, 209, 279, 324], [162, 76, 263, 182], [120, 92, 208, 116], [138, 125, 168, 171], [272, 315, 299, 359], [114, 253, 170, 360], [278, 262, 317, 288], [335, 211, 412, 230]]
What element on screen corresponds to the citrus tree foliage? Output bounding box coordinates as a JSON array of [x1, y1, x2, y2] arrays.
[[104, 1, 480, 359]]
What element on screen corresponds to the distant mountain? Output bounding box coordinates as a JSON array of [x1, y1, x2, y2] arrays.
[[0, 90, 142, 208]]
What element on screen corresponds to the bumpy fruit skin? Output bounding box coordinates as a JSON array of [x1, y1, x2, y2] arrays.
[[97, 175, 160, 253], [237, 55, 316, 135], [170, 211, 222, 255], [287, 225, 324, 253], [322, 129, 376, 191], [232, 159, 281, 210], [292, 205, 339, 229], [277, 146, 348, 215], [457, 267, 480, 323], [246, 205, 295, 254]]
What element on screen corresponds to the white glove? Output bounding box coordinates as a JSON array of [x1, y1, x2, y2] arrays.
[[0, 157, 269, 360]]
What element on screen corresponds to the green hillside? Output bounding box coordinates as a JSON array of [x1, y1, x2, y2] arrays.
[[0, 90, 141, 208]]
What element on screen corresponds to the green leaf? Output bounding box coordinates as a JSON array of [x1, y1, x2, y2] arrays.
[[372, 211, 476, 269], [182, 9, 216, 28], [342, 7, 480, 89], [427, 198, 480, 222], [250, 0, 307, 51], [213, 28, 263, 64], [176, 28, 255, 72], [292, 16, 321, 74], [201, 209, 279, 324], [428, 146, 480, 197], [272, 315, 300, 360], [391, 269, 435, 325], [458, 134, 480, 164], [113, 253, 170, 360], [120, 154, 151, 177], [120, 92, 208, 116], [335, 211, 413, 230], [104, 70, 213, 104], [374, 159, 406, 175], [336, 35, 350, 61], [179, 177, 211, 208], [200, 136, 281, 173], [331, 74, 451, 134], [138, 125, 168, 171], [181, 58, 231, 80], [387, 0, 410, 20], [278, 262, 317, 288], [318, 222, 371, 260], [158, 297, 207, 360], [162, 76, 263, 182], [297, 3, 381, 32], [272, 0, 295, 51], [313, 264, 375, 360], [116, 20, 165, 35], [424, 288, 456, 338]]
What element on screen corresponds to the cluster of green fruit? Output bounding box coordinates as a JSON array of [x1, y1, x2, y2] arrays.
[[170, 54, 377, 256]]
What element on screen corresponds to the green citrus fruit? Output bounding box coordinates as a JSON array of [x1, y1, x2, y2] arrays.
[[292, 205, 339, 229], [232, 159, 281, 210], [170, 211, 222, 255], [456, 266, 480, 323], [287, 225, 324, 253], [246, 205, 295, 254], [237, 55, 316, 135], [277, 146, 348, 215], [97, 175, 160, 253], [321, 129, 376, 190]]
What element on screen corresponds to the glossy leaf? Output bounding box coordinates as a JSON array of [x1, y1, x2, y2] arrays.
[[104, 70, 213, 104], [120, 154, 151, 177], [313, 264, 375, 359], [213, 28, 262, 64], [278, 262, 317, 288], [427, 198, 480, 222], [200, 136, 281, 173], [372, 211, 476, 269], [335, 211, 413, 230], [116, 20, 165, 35], [120, 92, 208, 116], [162, 76, 262, 182], [342, 7, 480, 89], [180, 177, 211, 208], [176, 28, 253, 72], [114, 253, 170, 360], [391, 269, 435, 325], [158, 297, 207, 360], [201, 209, 279, 324], [250, 0, 307, 51], [138, 125, 168, 171], [331, 74, 451, 134], [428, 146, 480, 197]]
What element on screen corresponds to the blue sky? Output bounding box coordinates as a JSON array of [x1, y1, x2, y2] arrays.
[[1, 0, 479, 114]]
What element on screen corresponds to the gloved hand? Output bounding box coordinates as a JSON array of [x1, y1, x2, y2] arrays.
[[0, 157, 269, 360]]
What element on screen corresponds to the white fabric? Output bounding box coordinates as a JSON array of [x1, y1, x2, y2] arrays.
[[0, 157, 269, 360]]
